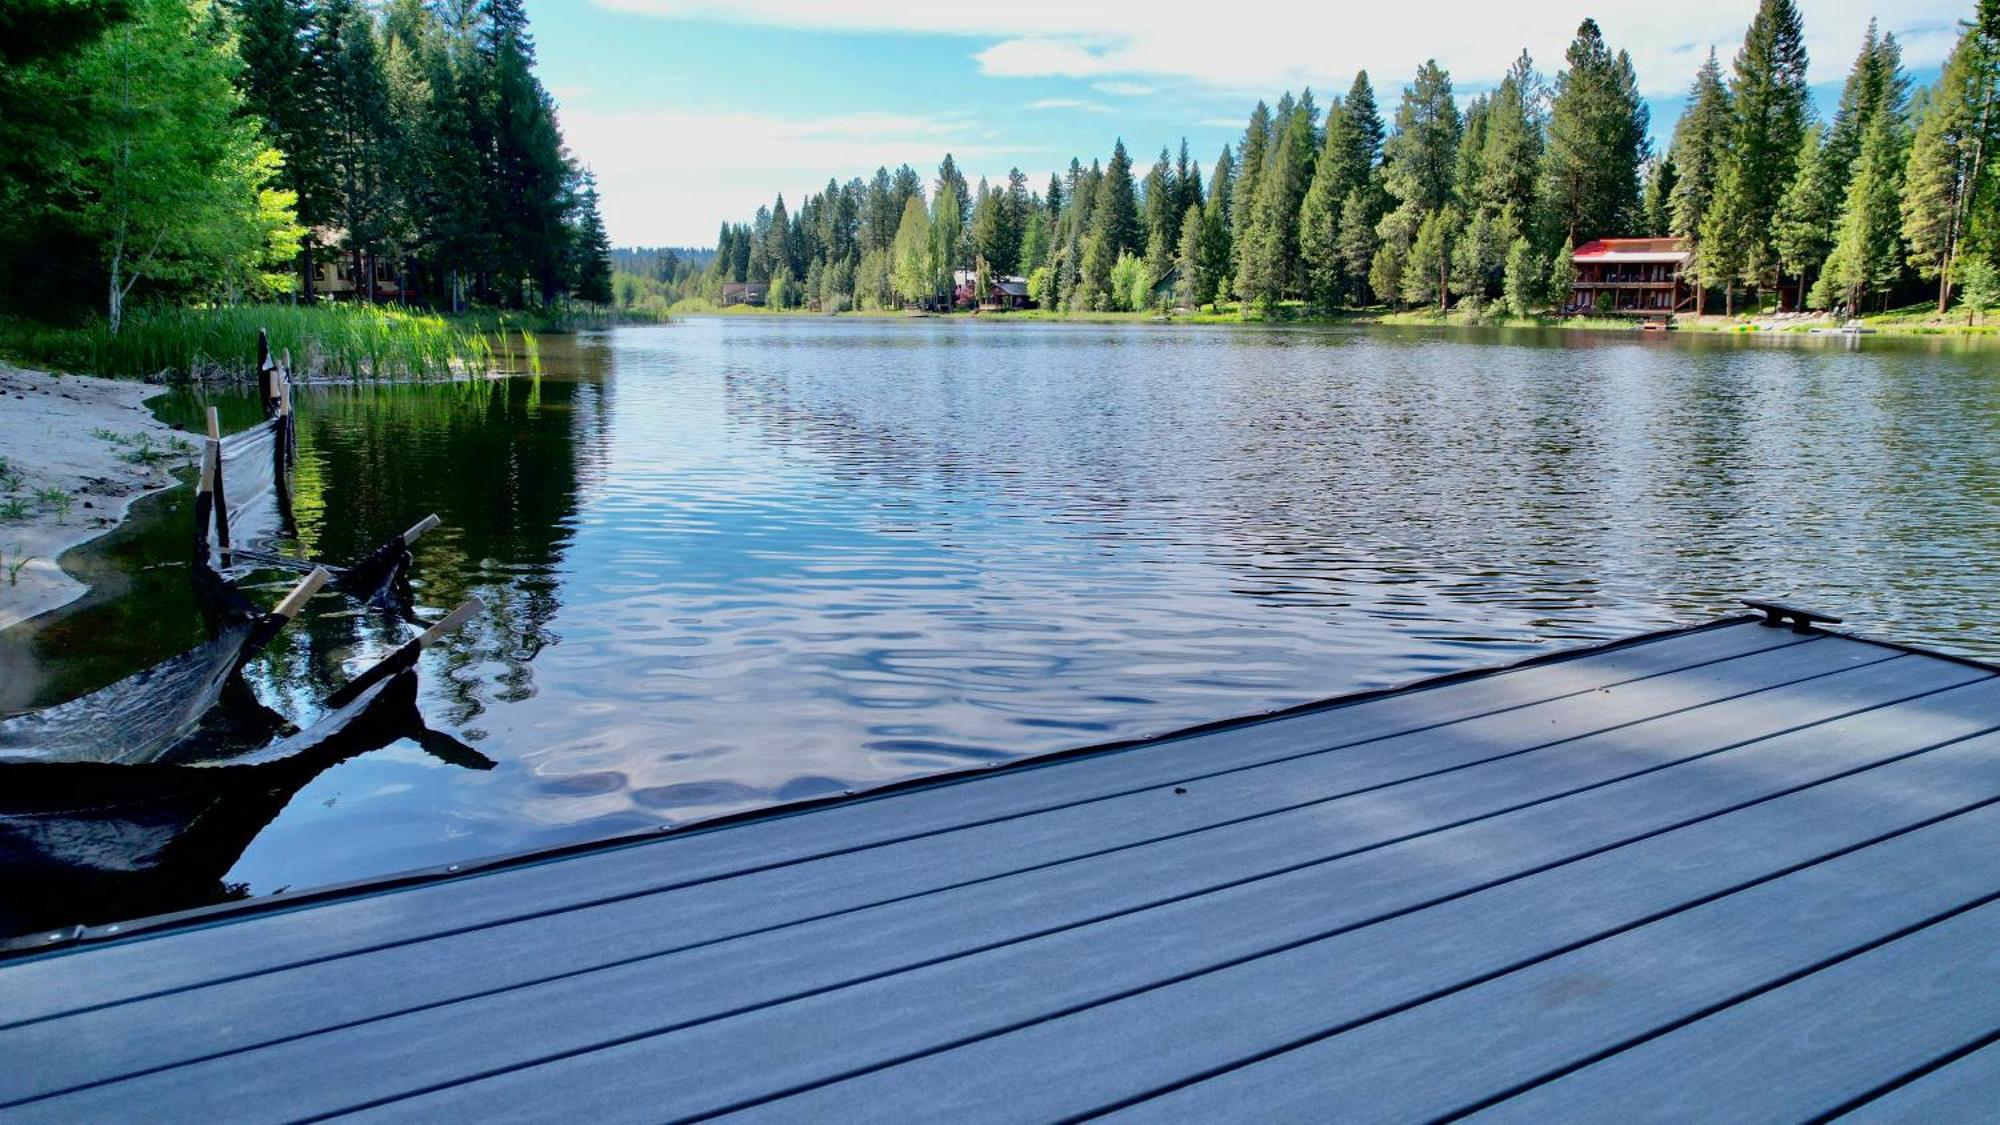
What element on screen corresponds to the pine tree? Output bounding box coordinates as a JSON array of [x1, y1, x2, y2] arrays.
[[1503, 236, 1544, 316], [1173, 201, 1207, 307], [1241, 100, 1315, 309], [935, 154, 970, 236], [1721, 0, 1812, 301], [1901, 4, 2000, 311], [1547, 234, 1578, 311], [570, 174, 613, 304], [1777, 25, 1905, 308], [234, 0, 331, 295], [1822, 106, 1909, 312], [1540, 20, 1649, 245], [1403, 206, 1460, 310], [1230, 102, 1272, 295], [1670, 50, 1734, 312], [1091, 139, 1142, 260], [1476, 53, 1544, 225], [1338, 187, 1381, 303], [1300, 149, 1346, 309], [1383, 61, 1461, 216], [1640, 155, 1677, 236]]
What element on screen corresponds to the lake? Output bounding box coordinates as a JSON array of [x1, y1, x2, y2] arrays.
[[3, 317, 1997, 930]]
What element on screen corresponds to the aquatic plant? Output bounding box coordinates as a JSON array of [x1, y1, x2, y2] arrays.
[[2, 546, 29, 586], [34, 488, 73, 523], [0, 305, 541, 383], [0, 498, 31, 522]]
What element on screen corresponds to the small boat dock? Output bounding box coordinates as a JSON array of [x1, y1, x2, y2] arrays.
[[3, 607, 1998, 1120]]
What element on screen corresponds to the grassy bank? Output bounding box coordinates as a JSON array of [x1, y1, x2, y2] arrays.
[[0, 305, 555, 381]]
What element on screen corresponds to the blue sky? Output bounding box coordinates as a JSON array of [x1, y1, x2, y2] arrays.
[[533, 0, 1972, 248]]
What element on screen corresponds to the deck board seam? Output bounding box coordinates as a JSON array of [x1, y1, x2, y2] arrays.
[[1813, 1026, 2000, 1122], [1430, 894, 2000, 1122], [0, 632, 1838, 1032], [273, 691, 2000, 1121]]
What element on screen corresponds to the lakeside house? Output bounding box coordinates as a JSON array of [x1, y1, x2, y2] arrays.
[[1567, 237, 1695, 319], [721, 281, 769, 307], [311, 250, 413, 302], [952, 269, 1036, 311]]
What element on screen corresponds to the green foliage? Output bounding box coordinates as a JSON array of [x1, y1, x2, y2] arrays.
[[1901, 7, 2000, 310], [1547, 235, 1578, 309], [1541, 20, 1650, 245], [1957, 256, 1999, 323], [0, 305, 528, 380], [1108, 250, 1148, 312], [1503, 237, 1545, 317], [57, 0, 304, 330], [890, 195, 936, 306], [0, 499, 32, 523], [1719, 0, 1813, 288], [1383, 61, 1462, 217]]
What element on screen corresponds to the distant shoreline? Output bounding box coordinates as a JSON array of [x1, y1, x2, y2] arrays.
[[675, 303, 2000, 339]]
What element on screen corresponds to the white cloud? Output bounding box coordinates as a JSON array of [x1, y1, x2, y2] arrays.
[[1028, 97, 1113, 113], [1093, 80, 1157, 97], [559, 106, 1032, 245], [594, 0, 1969, 97]]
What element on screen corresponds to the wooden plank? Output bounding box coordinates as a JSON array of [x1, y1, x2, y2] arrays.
[[38, 661, 1982, 1122], [713, 732, 2000, 1124], [1100, 800, 2000, 1123], [1465, 903, 2000, 1123], [1836, 1040, 2000, 1123], [0, 636, 1887, 1098], [0, 620, 1804, 1026]]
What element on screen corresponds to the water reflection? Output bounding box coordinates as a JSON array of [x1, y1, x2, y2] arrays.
[[2, 318, 1996, 928]]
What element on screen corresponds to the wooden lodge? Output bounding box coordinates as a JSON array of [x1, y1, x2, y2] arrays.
[[1568, 237, 1695, 320], [953, 269, 1035, 311], [720, 281, 768, 307], [311, 252, 413, 302]]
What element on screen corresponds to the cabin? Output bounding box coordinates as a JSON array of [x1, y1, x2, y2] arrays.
[[952, 269, 1035, 311], [1568, 238, 1695, 320], [720, 281, 768, 307], [311, 251, 412, 302], [1149, 265, 1181, 308]]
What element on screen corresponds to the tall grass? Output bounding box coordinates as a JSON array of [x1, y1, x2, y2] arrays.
[[0, 305, 544, 381]]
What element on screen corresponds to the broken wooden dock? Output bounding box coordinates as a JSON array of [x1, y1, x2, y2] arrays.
[[2, 609, 1997, 1120]]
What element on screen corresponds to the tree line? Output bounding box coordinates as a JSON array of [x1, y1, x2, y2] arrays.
[[0, 0, 614, 334], [686, 0, 2000, 321]]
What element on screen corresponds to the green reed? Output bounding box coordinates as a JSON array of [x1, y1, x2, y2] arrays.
[[0, 305, 543, 382]]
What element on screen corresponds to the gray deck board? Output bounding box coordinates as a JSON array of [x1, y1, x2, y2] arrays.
[[1838, 1041, 2000, 1123], [2, 617, 1996, 1122], [0, 633, 1890, 1100], [1467, 900, 2000, 1124], [1106, 805, 2000, 1124], [0, 619, 1801, 1028]]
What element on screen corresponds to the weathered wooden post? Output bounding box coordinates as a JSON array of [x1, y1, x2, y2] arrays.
[[206, 406, 231, 563], [256, 328, 276, 418]]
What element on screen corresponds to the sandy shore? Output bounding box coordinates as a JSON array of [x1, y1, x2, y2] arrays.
[[0, 362, 183, 631]]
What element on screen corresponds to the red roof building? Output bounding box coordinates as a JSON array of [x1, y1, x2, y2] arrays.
[[1568, 237, 1695, 319]]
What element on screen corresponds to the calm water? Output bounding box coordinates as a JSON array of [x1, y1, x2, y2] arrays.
[[3, 318, 1997, 926]]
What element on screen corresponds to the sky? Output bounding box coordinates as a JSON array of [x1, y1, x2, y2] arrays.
[[531, 0, 1976, 248]]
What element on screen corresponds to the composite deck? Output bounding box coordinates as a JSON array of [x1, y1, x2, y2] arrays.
[[3, 613, 1999, 1121]]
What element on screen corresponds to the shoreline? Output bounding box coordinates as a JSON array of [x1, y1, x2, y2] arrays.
[[675, 302, 2000, 339], [0, 363, 184, 631]]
